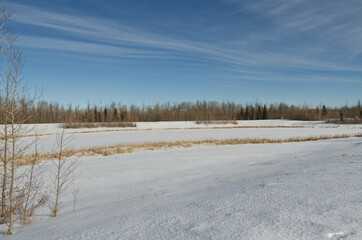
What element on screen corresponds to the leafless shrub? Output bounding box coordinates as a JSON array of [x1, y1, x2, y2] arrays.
[[261, 180, 266, 189], [326, 118, 362, 124], [72, 183, 80, 211], [195, 120, 238, 125]]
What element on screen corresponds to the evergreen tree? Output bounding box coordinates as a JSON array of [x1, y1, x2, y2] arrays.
[[244, 106, 250, 120], [86, 103, 91, 122], [104, 107, 108, 122], [250, 106, 255, 120], [262, 105, 268, 119], [322, 105, 327, 118], [256, 106, 262, 120], [238, 106, 244, 120], [49, 104, 54, 123], [113, 108, 118, 121], [94, 106, 98, 122]]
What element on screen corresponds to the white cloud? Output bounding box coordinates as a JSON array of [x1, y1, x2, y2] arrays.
[[9, 2, 362, 84]]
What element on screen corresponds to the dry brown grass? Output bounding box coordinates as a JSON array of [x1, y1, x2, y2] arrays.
[[14, 134, 362, 167]]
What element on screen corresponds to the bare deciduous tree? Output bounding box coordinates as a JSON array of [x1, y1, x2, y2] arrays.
[[50, 129, 77, 217], [0, 7, 40, 234], [0, 7, 13, 223]]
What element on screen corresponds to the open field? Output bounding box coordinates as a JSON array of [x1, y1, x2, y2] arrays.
[[1, 120, 362, 239], [15, 120, 362, 155]]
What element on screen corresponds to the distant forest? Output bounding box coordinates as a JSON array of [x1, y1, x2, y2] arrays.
[[21, 100, 362, 124]]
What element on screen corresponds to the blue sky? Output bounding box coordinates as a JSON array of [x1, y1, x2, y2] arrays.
[[6, 0, 362, 107]]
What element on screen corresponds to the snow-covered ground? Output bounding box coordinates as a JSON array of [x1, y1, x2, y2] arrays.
[[2, 121, 362, 239], [22, 120, 361, 134], [18, 120, 362, 153], [5, 137, 362, 240], [24, 120, 325, 134]]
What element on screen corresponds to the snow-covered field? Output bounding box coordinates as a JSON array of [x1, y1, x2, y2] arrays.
[[19, 120, 362, 153], [24, 120, 326, 134], [2, 121, 362, 239]]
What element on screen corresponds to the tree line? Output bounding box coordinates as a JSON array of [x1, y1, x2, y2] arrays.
[[16, 100, 362, 124]]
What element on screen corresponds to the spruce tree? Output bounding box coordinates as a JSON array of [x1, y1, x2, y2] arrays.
[[104, 108, 108, 122], [250, 106, 255, 120], [244, 106, 250, 120], [94, 106, 98, 122], [321, 105, 327, 118], [238, 106, 244, 120], [262, 105, 268, 119], [256, 106, 262, 120]]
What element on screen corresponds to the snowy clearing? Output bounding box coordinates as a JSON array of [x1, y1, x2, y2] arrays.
[[17, 120, 362, 154], [4, 136, 362, 239], [1, 121, 361, 239]]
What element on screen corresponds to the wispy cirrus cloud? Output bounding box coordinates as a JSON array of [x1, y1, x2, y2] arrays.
[[9, 1, 362, 84], [19, 36, 174, 59], [229, 0, 362, 58], [219, 67, 361, 84]]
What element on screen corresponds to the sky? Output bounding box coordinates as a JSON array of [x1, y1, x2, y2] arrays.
[[5, 0, 362, 107]]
